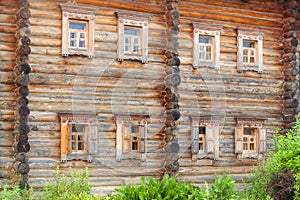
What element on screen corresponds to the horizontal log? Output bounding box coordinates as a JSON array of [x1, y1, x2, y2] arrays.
[[15, 152, 29, 163], [16, 86, 30, 97], [15, 63, 31, 75], [16, 105, 30, 117], [16, 45, 31, 57], [16, 7, 31, 20], [17, 97, 29, 106], [16, 74, 30, 86], [15, 123, 30, 134], [18, 0, 30, 8]]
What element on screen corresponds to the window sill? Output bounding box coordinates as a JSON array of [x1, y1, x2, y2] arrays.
[[61, 154, 93, 163]]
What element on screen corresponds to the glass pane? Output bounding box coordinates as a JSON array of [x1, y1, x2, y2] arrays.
[[199, 127, 206, 135], [244, 129, 253, 135], [70, 32, 76, 38], [199, 53, 204, 59], [134, 38, 139, 44], [80, 33, 85, 38], [125, 37, 130, 44], [250, 57, 255, 63], [133, 45, 139, 52], [125, 45, 129, 52], [199, 143, 204, 151], [131, 126, 139, 133], [70, 40, 75, 47], [243, 137, 248, 142], [124, 27, 140, 36], [72, 124, 84, 132], [243, 41, 255, 48], [69, 22, 86, 30], [132, 141, 138, 150], [199, 37, 212, 44], [243, 143, 248, 150], [250, 143, 254, 150], [78, 142, 83, 150], [79, 41, 85, 48]]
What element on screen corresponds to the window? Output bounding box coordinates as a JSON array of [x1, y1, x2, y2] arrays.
[[237, 28, 264, 73], [124, 27, 141, 54], [115, 114, 150, 161], [69, 21, 88, 49], [235, 118, 267, 159], [60, 2, 97, 58], [193, 22, 222, 70], [191, 117, 220, 160], [58, 112, 98, 162], [116, 11, 151, 63]]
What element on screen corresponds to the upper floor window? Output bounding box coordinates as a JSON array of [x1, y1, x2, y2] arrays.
[[191, 117, 220, 161], [192, 23, 222, 70], [60, 2, 97, 58], [115, 114, 150, 162], [116, 11, 151, 63], [235, 118, 267, 159], [124, 27, 141, 54], [69, 21, 88, 50], [58, 112, 98, 163], [237, 28, 264, 73]]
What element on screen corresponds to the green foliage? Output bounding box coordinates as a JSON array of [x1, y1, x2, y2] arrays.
[[105, 173, 237, 200], [246, 116, 300, 200], [0, 183, 32, 200], [42, 167, 99, 200], [266, 167, 295, 200]]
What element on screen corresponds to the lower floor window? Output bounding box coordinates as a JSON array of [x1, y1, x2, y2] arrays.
[[58, 113, 98, 163], [235, 118, 267, 159]]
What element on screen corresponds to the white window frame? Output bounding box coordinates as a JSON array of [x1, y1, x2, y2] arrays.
[[191, 117, 220, 161], [115, 114, 150, 162], [116, 11, 151, 63], [235, 118, 267, 160], [193, 22, 222, 70], [237, 28, 264, 73], [58, 112, 98, 163], [60, 2, 97, 58]]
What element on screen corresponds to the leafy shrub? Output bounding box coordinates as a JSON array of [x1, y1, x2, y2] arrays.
[[105, 173, 236, 200], [246, 116, 300, 200], [0, 183, 32, 200], [209, 174, 236, 200], [42, 167, 99, 200], [266, 167, 294, 200]]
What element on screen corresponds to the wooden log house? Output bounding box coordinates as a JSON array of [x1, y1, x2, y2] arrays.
[[0, 0, 299, 194]]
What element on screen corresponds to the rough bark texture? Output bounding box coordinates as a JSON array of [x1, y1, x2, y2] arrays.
[[283, 0, 299, 130], [13, 0, 31, 189], [163, 0, 181, 176]]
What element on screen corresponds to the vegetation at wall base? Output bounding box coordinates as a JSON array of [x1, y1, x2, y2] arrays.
[[2, 116, 300, 199], [104, 173, 237, 200], [245, 116, 300, 200]]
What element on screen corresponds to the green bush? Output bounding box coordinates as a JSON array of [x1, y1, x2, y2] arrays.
[[105, 173, 237, 200], [246, 116, 300, 200], [42, 167, 99, 200], [0, 183, 32, 200]]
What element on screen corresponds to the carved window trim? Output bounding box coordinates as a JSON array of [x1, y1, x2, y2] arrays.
[[58, 112, 98, 163], [59, 2, 98, 58], [237, 28, 264, 73], [193, 23, 222, 70], [116, 11, 151, 63], [191, 117, 220, 161], [235, 118, 267, 160], [115, 114, 150, 162]]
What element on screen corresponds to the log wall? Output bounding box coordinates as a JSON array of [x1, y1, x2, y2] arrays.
[[1, 0, 298, 195], [0, 0, 18, 185], [176, 0, 285, 189], [27, 0, 166, 194]]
